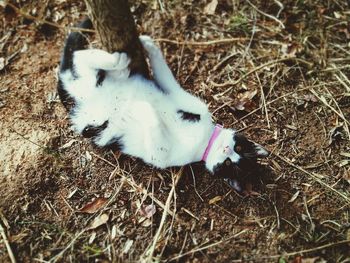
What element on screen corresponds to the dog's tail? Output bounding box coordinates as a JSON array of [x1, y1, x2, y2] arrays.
[[59, 17, 93, 73]]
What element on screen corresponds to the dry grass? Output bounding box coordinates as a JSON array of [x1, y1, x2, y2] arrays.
[[0, 0, 349, 262]]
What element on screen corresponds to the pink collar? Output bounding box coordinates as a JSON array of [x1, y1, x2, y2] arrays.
[[202, 124, 223, 161]]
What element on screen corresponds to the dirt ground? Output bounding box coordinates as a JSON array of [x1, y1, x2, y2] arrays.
[[0, 0, 349, 262]]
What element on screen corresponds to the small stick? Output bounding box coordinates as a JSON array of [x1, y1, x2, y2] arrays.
[[212, 57, 313, 98], [261, 239, 350, 259], [275, 154, 350, 204], [168, 229, 248, 261], [143, 168, 184, 261], [231, 86, 313, 124], [246, 0, 285, 29], [91, 152, 175, 217], [310, 89, 350, 126], [181, 207, 199, 221], [6, 2, 95, 33], [49, 230, 85, 262], [156, 37, 248, 46], [0, 222, 16, 263], [324, 86, 350, 140]]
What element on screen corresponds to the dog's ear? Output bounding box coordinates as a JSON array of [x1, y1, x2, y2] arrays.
[[233, 133, 269, 159], [253, 142, 269, 158]]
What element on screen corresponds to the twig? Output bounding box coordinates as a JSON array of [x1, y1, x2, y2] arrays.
[[310, 89, 350, 127], [176, 36, 186, 77], [261, 239, 350, 259], [212, 57, 313, 98], [324, 86, 350, 140], [91, 152, 175, 216], [6, 2, 95, 33], [275, 154, 350, 204], [246, 0, 285, 29], [232, 85, 315, 125], [211, 10, 256, 76], [143, 168, 184, 261], [272, 202, 280, 229], [189, 165, 204, 202], [168, 229, 248, 261], [303, 196, 315, 232], [156, 37, 248, 46], [104, 174, 126, 210], [274, 0, 284, 18], [10, 128, 45, 149], [181, 207, 199, 221], [253, 61, 270, 128], [49, 230, 85, 262], [332, 66, 350, 92], [0, 222, 16, 263]]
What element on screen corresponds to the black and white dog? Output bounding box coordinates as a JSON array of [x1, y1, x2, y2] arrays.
[[58, 19, 268, 192]]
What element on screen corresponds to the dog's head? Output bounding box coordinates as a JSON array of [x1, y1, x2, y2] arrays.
[[205, 129, 268, 192]]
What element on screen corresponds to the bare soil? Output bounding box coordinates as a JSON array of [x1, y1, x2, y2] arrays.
[[0, 1, 349, 262]]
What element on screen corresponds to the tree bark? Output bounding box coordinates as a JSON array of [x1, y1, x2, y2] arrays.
[[84, 0, 149, 77]]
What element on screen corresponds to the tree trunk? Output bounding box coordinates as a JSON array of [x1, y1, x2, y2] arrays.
[[84, 0, 149, 78]]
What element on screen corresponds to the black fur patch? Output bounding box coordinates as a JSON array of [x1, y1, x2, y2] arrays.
[[58, 18, 93, 112], [96, 69, 106, 86], [104, 136, 124, 152], [82, 120, 109, 138], [57, 79, 75, 111], [59, 18, 93, 73], [233, 133, 257, 159], [177, 110, 200, 122]]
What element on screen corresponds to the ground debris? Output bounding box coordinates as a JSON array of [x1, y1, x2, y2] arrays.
[[0, 0, 349, 262]]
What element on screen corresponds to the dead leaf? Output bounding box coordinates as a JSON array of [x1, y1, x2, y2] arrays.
[[59, 139, 78, 149], [281, 42, 303, 59], [0, 57, 5, 70], [293, 256, 302, 263], [122, 239, 134, 254], [139, 204, 156, 218], [204, 0, 218, 15], [243, 183, 260, 196], [329, 125, 344, 145], [141, 218, 152, 227], [304, 94, 318, 102], [88, 232, 96, 244], [20, 43, 28, 53], [301, 257, 324, 263], [334, 11, 341, 19], [339, 160, 349, 167], [80, 198, 108, 214], [288, 190, 300, 203], [340, 152, 350, 158], [285, 124, 298, 131], [209, 196, 222, 204], [88, 213, 109, 230], [67, 188, 78, 199], [85, 151, 92, 161], [111, 225, 117, 239], [233, 90, 257, 112]]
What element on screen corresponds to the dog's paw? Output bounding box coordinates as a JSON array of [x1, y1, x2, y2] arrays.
[[113, 68, 130, 80], [139, 35, 160, 57], [111, 52, 130, 70]]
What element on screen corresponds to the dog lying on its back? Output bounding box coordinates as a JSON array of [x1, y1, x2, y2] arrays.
[[57, 18, 268, 192]]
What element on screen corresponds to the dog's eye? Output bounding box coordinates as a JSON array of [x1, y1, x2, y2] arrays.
[[234, 145, 242, 153], [225, 158, 232, 166]]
